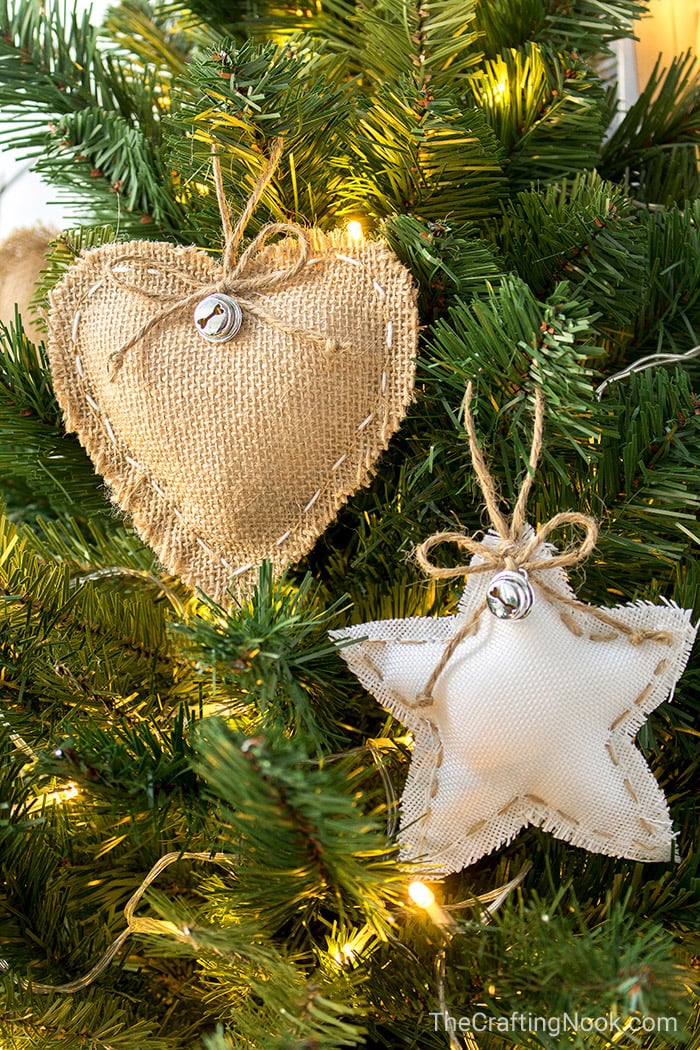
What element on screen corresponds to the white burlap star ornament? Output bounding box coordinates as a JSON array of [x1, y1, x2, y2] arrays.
[[332, 385, 696, 875]]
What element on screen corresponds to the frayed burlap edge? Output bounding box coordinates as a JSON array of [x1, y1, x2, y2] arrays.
[[48, 229, 419, 602]]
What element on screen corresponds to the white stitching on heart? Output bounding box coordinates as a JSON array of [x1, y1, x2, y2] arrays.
[[86, 279, 105, 299], [150, 479, 168, 499], [196, 536, 215, 558], [232, 562, 254, 577], [69, 246, 406, 584], [71, 310, 82, 343], [103, 416, 116, 443], [334, 253, 362, 267], [303, 488, 322, 513]]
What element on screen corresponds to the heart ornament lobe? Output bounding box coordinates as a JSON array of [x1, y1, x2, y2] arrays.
[[47, 228, 418, 600]]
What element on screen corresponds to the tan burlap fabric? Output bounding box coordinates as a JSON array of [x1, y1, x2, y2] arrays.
[[47, 229, 419, 601], [0, 225, 55, 344]]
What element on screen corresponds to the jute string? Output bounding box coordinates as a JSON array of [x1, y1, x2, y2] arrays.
[[415, 383, 673, 703], [107, 138, 348, 378]]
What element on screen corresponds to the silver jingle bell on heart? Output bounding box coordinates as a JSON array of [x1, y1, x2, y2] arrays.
[[486, 568, 534, 620], [194, 292, 243, 343]]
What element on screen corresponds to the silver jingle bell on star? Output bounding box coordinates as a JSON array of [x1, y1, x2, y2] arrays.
[[194, 292, 243, 343], [486, 568, 534, 620]]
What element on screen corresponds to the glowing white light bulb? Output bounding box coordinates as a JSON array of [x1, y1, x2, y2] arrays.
[[408, 880, 436, 909], [408, 881, 459, 934]]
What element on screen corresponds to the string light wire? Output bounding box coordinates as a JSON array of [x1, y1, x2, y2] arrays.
[[24, 851, 235, 995], [595, 342, 700, 398]]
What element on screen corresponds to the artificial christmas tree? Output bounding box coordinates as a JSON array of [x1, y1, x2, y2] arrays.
[[0, 2, 699, 1048]]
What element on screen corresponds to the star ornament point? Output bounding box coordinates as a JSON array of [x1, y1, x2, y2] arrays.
[[332, 540, 696, 875]]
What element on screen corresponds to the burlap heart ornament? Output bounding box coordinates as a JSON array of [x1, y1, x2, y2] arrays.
[[47, 151, 419, 601]]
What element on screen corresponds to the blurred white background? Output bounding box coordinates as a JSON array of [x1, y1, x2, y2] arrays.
[[0, 0, 696, 240], [0, 0, 110, 237]]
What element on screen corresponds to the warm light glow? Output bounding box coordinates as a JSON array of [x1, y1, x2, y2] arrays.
[[332, 942, 357, 966], [408, 880, 460, 935], [327, 926, 371, 968], [347, 220, 364, 242], [408, 880, 436, 909], [48, 781, 79, 803], [610, 1018, 638, 1043], [493, 77, 508, 99], [28, 781, 80, 813]]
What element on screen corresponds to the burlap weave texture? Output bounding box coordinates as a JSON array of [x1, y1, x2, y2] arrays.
[[47, 229, 419, 600], [0, 226, 54, 344]]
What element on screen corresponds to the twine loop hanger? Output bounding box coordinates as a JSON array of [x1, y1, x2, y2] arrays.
[[106, 138, 347, 378], [416, 382, 598, 581], [414, 382, 673, 705]]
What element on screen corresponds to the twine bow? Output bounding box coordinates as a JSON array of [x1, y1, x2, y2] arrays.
[[414, 382, 672, 705], [107, 138, 346, 378]]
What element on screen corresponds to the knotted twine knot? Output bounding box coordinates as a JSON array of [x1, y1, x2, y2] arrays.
[[107, 138, 348, 379], [414, 382, 673, 705], [415, 510, 599, 582]]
